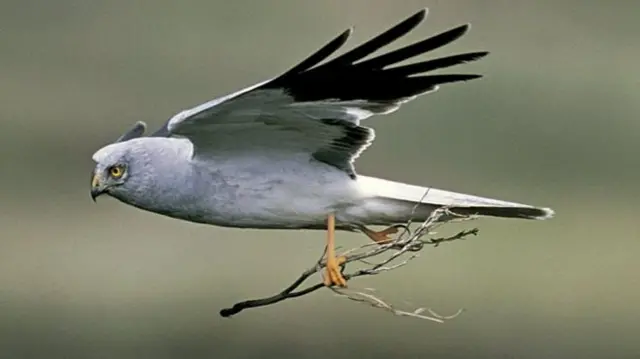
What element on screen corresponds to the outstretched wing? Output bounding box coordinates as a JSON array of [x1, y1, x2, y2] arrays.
[[153, 8, 487, 178]]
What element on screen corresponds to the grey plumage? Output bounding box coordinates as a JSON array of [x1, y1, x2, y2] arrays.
[[114, 121, 147, 143], [90, 8, 554, 232]]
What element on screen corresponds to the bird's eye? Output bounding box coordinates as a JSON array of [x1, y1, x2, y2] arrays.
[[109, 165, 125, 178]]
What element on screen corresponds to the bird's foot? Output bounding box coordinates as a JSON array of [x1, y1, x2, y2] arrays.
[[323, 255, 347, 287]]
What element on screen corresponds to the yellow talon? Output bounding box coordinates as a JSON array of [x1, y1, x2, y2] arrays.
[[323, 214, 348, 287]]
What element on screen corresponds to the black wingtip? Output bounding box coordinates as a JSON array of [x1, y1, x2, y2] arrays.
[[275, 27, 353, 79], [319, 8, 430, 68], [436, 74, 484, 83], [263, 9, 487, 103], [441, 23, 471, 44], [342, 27, 355, 40], [410, 8, 429, 24], [334, 28, 354, 49], [451, 51, 490, 64], [473, 51, 490, 59], [394, 8, 429, 30], [405, 74, 483, 95]]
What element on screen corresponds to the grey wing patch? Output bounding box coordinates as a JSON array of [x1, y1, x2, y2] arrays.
[[115, 121, 147, 142], [149, 123, 171, 138], [311, 118, 375, 179]]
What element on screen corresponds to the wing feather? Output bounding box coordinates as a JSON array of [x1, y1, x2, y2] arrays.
[[385, 51, 488, 77], [287, 9, 427, 72], [274, 29, 353, 79], [353, 24, 470, 70], [151, 9, 487, 179], [311, 119, 375, 178], [115, 121, 147, 142]]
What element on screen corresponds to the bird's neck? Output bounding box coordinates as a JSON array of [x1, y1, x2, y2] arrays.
[[116, 139, 209, 221]]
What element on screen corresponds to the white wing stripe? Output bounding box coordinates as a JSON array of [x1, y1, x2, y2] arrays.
[[167, 79, 272, 131]]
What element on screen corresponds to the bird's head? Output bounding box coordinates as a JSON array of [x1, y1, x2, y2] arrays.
[[89, 121, 158, 203], [90, 141, 138, 202], [89, 134, 189, 206]]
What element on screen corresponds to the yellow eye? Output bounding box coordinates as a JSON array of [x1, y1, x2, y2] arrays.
[[109, 165, 124, 178]]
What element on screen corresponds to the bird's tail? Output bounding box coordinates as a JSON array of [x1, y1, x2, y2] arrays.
[[351, 176, 554, 225]]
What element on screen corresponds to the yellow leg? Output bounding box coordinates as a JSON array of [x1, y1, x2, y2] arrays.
[[323, 214, 347, 287]]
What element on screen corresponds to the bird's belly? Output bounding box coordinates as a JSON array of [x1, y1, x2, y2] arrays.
[[187, 162, 364, 229], [202, 188, 352, 229]]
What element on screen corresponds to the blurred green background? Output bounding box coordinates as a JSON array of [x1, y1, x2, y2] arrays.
[[1, 1, 639, 358]]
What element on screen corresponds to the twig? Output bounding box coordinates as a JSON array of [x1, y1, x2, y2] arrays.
[[220, 207, 479, 319]]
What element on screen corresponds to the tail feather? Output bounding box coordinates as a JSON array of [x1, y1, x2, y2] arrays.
[[354, 176, 554, 225], [437, 205, 553, 220]]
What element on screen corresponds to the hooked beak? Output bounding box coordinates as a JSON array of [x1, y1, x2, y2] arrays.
[[90, 170, 105, 202]]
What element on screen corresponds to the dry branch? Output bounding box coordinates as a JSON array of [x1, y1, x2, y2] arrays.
[[220, 207, 479, 320]]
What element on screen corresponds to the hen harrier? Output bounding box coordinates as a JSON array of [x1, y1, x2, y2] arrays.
[[90, 9, 554, 287]]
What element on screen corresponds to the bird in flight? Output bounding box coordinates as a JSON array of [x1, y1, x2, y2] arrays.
[[90, 9, 554, 287]]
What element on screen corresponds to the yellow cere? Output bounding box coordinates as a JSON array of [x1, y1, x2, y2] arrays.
[[91, 174, 100, 188]]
